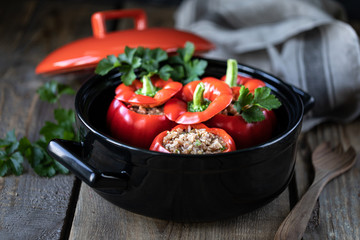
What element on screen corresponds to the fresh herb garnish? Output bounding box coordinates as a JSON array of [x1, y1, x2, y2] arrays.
[[234, 86, 282, 123], [194, 140, 201, 147], [95, 41, 207, 85], [168, 42, 208, 84], [37, 80, 76, 103], [0, 80, 76, 177], [95, 46, 170, 85], [0, 130, 24, 176]]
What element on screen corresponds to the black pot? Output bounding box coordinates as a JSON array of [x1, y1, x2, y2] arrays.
[[47, 58, 314, 222]]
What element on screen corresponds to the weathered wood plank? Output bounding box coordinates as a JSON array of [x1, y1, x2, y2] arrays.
[[69, 184, 290, 240], [0, 1, 116, 239], [295, 120, 360, 239]]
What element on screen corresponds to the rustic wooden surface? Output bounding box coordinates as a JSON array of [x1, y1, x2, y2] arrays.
[[0, 1, 114, 239], [0, 1, 359, 240]]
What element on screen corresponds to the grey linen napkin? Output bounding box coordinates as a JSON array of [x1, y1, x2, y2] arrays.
[[174, 0, 360, 131]]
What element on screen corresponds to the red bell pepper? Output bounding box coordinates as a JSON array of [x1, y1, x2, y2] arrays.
[[107, 75, 181, 149], [114, 75, 182, 107], [206, 59, 281, 149], [221, 59, 266, 99], [149, 123, 236, 153], [106, 98, 177, 149], [205, 109, 277, 149], [164, 77, 233, 124]]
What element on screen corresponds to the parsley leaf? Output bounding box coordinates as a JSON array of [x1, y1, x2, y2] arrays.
[[94, 41, 208, 85], [1, 80, 76, 177], [95, 55, 121, 76], [169, 42, 208, 84], [37, 80, 75, 104], [27, 138, 69, 177], [138, 48, 168, 77], [234, 86, 282, 123], [158, 64, 173, 80], [33, 81, 76, 176], [0, 130, 24, 176], [40, 108, 76, 142], [95, 46, 169, 86], [2, 81, 76, 177], [253, 87, 282, 110], [183, 58, 208, 84], [240, 106, 265, 123]]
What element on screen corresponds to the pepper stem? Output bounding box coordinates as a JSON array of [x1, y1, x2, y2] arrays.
[[225, 59, 238, 87], [193, 82, 205, 108], [137, 75, 157, 97], [188, 82, 210, 112]]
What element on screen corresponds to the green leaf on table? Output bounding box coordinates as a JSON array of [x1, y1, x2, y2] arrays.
[[1, 81, 76, 178], [0, 129, 24, 176], [18, 137, 33, 159], [54, 108, 76, 128], [39, 108, 75, 143], [9, 152, 24, 176], [33, 106, 75, 176], [37, 80, 75, 104], [35, 82, 76, 177], [0, 160, 8, 177], [23, 137, 69, 177]]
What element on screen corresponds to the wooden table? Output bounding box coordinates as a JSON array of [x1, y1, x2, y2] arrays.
[[1, 1, 359, 239]]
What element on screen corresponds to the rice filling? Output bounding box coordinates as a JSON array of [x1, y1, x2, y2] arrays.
[[128, 105, 164, 115], [163, 126, 227, 154]]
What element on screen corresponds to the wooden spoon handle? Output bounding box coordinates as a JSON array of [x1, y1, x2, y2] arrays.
[[274, 178, 326, 240]]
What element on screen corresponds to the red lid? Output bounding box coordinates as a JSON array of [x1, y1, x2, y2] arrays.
[[35, 9, 215, 75]]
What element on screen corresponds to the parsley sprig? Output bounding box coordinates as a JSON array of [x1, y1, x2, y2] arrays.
[[0, 130, 24, 176], [234, 86, 282, 123], [0, 81, 76, 177], [168, 42, 208, 84], [94, 42, 207, 85]]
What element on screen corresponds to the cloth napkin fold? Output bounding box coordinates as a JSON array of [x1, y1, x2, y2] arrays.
[[174, 0, 360, 131]]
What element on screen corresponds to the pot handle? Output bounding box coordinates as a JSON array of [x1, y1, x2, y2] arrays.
[[91, 9, 147, 39], [47, 139, 128, 191], [290, 85, 315, 114]]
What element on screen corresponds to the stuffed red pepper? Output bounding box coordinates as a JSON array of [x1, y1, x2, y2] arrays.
[[107, 75, 182, 149], [164, 77, 233, 124], [150, 123, 236, 154], [206, 59, 282, 149]]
